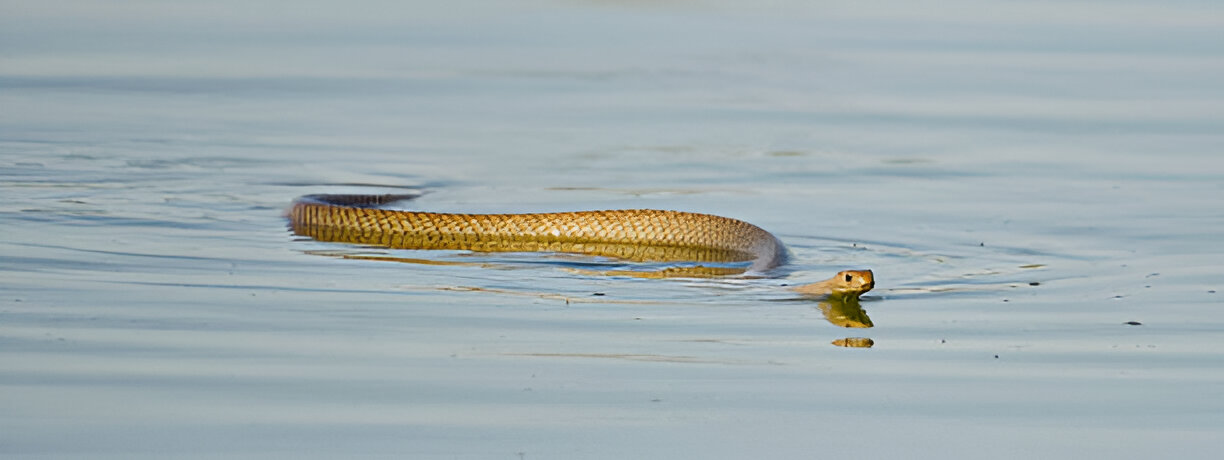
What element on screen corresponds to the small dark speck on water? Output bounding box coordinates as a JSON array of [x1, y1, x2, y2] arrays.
[[1002, 299, 1009, 302], [1029, 282, 1040, 286], [592, 292, 605, 296], [1125, 321, 1143, 326], [980, 242, 985, 247], [1209, 290, 1217, 294], [994, 355, 999, 359]]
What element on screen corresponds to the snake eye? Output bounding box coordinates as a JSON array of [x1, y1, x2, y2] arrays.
[[844, 273, 853, 282]]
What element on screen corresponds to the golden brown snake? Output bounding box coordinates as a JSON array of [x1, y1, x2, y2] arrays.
[[288, 194, 874, 297]]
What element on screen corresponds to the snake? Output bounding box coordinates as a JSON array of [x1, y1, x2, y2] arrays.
[[288, 194, 874, 298]]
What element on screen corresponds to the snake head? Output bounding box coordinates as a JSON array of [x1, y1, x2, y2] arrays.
[[834, 269, 874, 295], [792, 269, 874, 299]]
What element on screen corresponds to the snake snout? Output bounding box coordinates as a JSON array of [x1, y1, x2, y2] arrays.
[[847, 269, 875, 293]]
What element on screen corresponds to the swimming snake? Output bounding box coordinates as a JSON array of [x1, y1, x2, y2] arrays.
[[288, 194, 874, 298]]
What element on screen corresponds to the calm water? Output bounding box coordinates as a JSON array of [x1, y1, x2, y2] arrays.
[[3, 1, 1223, 458]]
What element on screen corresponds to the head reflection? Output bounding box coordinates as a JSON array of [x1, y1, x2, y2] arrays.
[[818, 296, 874, 348]]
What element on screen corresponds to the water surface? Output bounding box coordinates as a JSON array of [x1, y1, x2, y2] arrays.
[[2, 1, 1223, 458]]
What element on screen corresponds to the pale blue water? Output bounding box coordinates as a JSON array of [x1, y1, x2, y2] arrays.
[[3, 1, 1223, 459]]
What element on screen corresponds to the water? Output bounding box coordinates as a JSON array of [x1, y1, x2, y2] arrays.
[[3, 1, 1223, 458]]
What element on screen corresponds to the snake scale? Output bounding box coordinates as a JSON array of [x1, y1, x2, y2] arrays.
[[288, 194, 873, 297]]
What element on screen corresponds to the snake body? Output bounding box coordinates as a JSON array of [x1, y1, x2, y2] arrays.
[[288, 194, 873, 296], [289, 194, 785, 271]]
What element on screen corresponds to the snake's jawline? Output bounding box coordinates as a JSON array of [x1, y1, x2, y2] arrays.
[[289, 194, 786, 272]]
